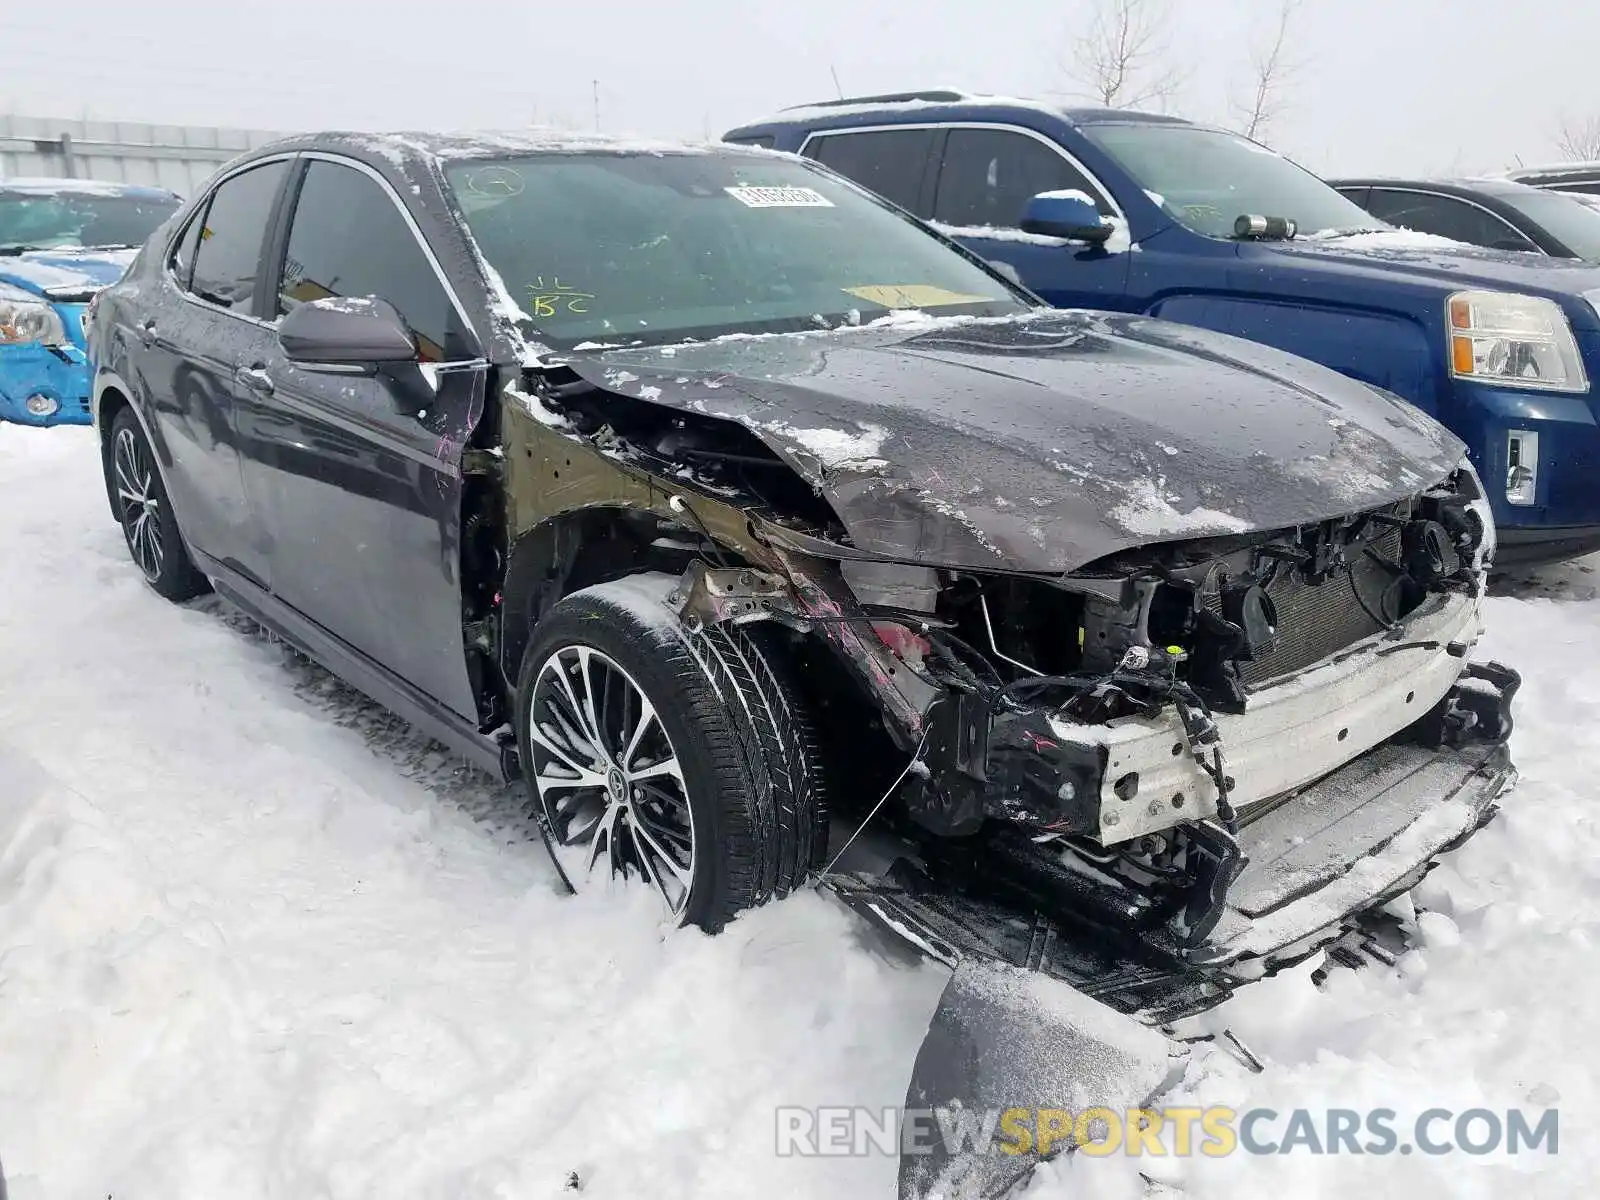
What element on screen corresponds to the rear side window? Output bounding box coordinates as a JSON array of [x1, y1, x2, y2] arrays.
[[168, 206, 206, 288], [933, 128, 1110, 229], [189, 160, 288, 313], [1362, 189, 1536, 251], [276, 160, 471, 362], [805, 128, 937, 214]]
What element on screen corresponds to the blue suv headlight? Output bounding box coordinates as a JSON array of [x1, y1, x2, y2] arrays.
[[1447, 290, 1588, 393], [0, 281, 69, 347]]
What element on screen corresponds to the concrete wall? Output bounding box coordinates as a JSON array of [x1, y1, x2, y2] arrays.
[[0, 114, 285, 197]]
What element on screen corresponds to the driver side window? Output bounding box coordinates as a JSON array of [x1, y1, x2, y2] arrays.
[[932, 129, 1112, 229], [276, 160, 472, 362]]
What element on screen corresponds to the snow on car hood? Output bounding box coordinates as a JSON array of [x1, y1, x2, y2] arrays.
[[561, 311, 1465, 573], [0, 247, 138, 298]]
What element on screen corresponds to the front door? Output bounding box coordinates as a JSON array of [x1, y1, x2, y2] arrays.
[[237, 156, 487, 718]]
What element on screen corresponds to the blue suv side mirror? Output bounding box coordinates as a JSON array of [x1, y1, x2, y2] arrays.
[[1020, 192, 1113, 244]]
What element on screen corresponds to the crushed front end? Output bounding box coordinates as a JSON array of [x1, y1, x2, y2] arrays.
[[668, 457, 1516, 1010], [501, 340, 1520, 1200]]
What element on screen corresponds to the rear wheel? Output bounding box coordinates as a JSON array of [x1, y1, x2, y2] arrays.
[[515, 573, 828, 931], [106, 406, 209, 602]]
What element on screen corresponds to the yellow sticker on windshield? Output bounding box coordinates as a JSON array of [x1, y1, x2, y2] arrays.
[[843, 285, 994, 308]]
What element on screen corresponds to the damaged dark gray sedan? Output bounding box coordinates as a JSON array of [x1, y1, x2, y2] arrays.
[[89, 130, 1519, 1196]]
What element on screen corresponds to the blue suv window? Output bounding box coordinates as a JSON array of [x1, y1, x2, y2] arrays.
[[1082, 122, 1372, 239], [932, 128, 1110, 229], [806, 128, 936, 213]]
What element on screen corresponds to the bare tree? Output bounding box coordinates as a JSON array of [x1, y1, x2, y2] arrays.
[[1233, 0, 1302, 144], [1555, 113, 1600, 161], [1069, 0, 1184, 111]]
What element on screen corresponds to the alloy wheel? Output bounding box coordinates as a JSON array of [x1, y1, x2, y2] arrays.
[[113, 425, 165, 583], [527, 645, 697, 916]]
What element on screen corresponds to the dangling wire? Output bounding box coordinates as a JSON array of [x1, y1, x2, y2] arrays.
[[819, 729, 931, 878]]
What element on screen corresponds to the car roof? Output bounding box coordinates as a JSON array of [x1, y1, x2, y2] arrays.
[[728, 89, 1195, 133], [0, 176, 179, 199], [1506, 160, 1600, 182], [1329, 176, 1552, 200], [250, 128, 767, 168]]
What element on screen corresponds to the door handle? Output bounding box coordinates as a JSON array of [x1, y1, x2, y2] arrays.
[[235, 366, 275, 396], [138, 319, 156, 347]]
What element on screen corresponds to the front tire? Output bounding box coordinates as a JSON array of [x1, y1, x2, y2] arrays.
[[515, 573, 828, 932], [106, 406, 209, 602]]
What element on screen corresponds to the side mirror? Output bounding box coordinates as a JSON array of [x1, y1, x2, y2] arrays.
[[1019, 191, 1114, 245], [278, 296, 417, 368]]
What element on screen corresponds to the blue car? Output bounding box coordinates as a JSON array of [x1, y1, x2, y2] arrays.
[[1, 177, 180, 427], [727, 92, 1600, 565]]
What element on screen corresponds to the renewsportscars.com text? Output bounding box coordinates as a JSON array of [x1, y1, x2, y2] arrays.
[[774, 1105, 1560, 1158]]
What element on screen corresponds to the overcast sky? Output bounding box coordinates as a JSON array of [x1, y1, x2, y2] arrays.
[[1, 0, 1593, 176]]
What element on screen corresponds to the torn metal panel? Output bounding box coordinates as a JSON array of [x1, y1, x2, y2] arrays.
[[499, 391, 937, 741], [556, 310, 1465, 573]]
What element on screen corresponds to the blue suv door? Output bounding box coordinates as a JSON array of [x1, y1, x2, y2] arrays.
[[800, 123, 1132, 310]]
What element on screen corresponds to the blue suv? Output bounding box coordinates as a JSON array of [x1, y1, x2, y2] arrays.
[[727, 91, 1600, 565], [2, 178, 180, 427]]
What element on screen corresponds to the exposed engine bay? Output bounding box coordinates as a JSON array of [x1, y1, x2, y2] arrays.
[[684, 474, 1506, 952]]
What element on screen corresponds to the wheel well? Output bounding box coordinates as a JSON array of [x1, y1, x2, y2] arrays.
[[96, 387, 131, 520], [497, 506, 746, 686], [495, 506, 903, 806]]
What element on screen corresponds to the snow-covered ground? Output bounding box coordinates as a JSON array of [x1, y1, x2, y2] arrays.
[[1, 424, 1595, 1198]]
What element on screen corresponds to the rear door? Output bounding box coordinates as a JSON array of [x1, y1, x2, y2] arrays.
[[924, 126, 1132, 308], [142, 158, 290, 590], [239, 154, 487, 718]]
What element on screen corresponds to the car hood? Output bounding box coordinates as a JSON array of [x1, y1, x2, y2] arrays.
[[0, 248, 138, 300], [561, 311, 1465, 574], [1258, 232, 1600, 323]]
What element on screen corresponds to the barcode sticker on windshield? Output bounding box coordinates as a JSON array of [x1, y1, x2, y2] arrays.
[[724, 185, 834, 208]]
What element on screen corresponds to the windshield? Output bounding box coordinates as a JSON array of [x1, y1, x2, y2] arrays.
[[443, 151, 1028, 347], [1082, 123, 1381, 239], [1502, 189, 1600, 260], [0, 188, 179, 253]]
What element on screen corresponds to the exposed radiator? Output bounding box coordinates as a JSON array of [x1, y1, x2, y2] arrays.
[[1212, 526, 1405, 687]]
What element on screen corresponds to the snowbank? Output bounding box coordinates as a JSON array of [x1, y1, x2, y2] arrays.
[[1, 424, 1594, 1198], [0, 426, 943, 1199]]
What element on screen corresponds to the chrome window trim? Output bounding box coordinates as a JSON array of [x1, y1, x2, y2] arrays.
[[797, 120, 1125, 227], [1363, 185, 1544, 253]]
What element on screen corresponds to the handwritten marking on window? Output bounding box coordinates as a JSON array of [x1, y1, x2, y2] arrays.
[[526, 276, 595, 317]]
